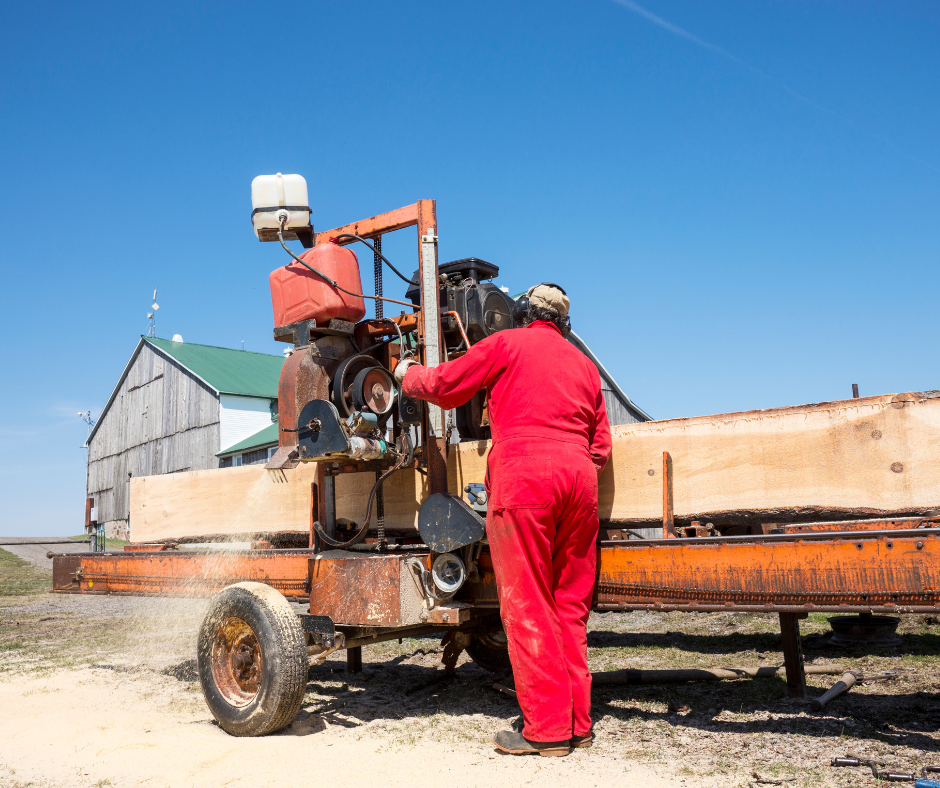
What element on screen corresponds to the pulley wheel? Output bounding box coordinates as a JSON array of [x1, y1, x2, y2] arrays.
[[331, 354, 381, 418], [352, 366, 396, 416]]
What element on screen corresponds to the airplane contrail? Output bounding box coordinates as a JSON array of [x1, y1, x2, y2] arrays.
[[610, 0, 832, 113], [610, 0, 940, 175], [612, 0, 743, 63]]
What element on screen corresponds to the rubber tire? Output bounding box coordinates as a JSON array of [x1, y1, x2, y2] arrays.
[[197, 582, 307, 737], [466, 629, 512, 673]]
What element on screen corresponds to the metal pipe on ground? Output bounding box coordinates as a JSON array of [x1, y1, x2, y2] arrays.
[[591, 664, 844, 685], [495, 665, 845, 698], [810, 671, 860, 711]]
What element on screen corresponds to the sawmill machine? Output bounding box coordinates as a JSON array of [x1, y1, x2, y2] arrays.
[[252, 174, 516, 561], [49, 180, 940, 739]]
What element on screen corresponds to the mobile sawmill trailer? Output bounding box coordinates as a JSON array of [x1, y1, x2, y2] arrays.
[[53, 196, 940, 737]]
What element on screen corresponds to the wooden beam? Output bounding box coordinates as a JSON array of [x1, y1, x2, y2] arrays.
[[130, 391, 940, 542], [448, 391, 940, 526], [130, 464, 428, 542]]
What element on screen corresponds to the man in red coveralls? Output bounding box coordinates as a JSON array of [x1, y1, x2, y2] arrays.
[[395, 283, 612, 757]]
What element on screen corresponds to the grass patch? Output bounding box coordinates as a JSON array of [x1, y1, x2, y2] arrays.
[[69, 534, 127, 550], [0, 548, 51, 599]]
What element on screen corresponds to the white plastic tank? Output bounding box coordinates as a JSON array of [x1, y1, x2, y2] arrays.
[[251, 173, 310, 238]]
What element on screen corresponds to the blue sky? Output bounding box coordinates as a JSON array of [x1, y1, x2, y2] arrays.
[[1, 1, 937, 536]]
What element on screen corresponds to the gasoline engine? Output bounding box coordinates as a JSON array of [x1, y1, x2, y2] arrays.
[[251, 174, 516, 595]]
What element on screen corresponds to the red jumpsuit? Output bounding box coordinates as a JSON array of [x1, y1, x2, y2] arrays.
[[403, 320, 612, 742]]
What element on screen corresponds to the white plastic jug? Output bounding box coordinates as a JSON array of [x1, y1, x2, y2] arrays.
[[251, 173, 310, 238]]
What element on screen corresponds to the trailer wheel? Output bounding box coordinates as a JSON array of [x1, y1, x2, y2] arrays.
[[466, 628, 512, 673], [197, 582, 307, 737]]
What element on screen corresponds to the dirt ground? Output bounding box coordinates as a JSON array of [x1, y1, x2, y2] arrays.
[[1, 547, 938, 788]]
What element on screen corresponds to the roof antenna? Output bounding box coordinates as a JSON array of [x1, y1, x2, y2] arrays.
[[77, 410, 95, 439], [147, 288, 159, 337]]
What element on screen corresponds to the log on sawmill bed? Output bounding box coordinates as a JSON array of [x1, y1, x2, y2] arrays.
[[129, 391, 940, 542]]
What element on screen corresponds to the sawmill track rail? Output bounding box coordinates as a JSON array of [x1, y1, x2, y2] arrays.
[[52, 527, 940, 615]]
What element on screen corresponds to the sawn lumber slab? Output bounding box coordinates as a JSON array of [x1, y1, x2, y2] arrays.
[[129, 391, 940, 541]]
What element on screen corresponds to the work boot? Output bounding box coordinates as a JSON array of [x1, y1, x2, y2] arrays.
[[570, 731, 594, 748], [493, 718, 570, 757]]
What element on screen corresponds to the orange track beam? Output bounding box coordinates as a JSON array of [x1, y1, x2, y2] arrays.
[[595, 531, 940, 613]]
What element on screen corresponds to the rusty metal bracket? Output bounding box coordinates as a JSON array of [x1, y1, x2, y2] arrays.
[[274, 318, 354, 348], [298, 613, 336, 644], [428, 602, 472, 626]]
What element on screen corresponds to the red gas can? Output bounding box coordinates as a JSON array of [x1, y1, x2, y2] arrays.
[[269, 243, 366, 327]]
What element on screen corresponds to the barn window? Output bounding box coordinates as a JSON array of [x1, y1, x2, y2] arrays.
[[241, 448, 269, 466]]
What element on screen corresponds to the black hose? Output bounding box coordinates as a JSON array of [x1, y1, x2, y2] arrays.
[[277, 228, 417, 310], [332, 233, 413, 284]]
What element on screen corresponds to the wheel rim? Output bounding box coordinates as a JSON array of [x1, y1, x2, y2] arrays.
[[211, 617, 262, 707]]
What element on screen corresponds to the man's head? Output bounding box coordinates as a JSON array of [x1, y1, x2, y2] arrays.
[[520, 282, 571, 336], [527, 283, 569, 317]]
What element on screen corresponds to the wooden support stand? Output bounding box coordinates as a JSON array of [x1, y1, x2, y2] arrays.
[[347, 646, 363, 673], [779, 612, 807, 700], [662, 451, 677, 538]]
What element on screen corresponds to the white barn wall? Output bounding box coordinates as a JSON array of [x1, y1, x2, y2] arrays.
[[219, 395, 275, 452]]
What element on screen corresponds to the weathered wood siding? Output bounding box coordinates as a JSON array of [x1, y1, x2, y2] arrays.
[[602, 384, 643, 426], [86, 342, 220, 534]]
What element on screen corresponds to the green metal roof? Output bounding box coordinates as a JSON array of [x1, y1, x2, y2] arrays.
[[216, 421, 279, 457], [147, 337, 283, 397]]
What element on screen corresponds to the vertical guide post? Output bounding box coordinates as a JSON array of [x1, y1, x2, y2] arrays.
[[779, 612, 808, 700], [420, 226, 441, 435], [662, 451, 676, 538], [417, 200, 448, 495]]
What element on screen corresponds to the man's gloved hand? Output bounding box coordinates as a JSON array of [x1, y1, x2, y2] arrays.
[[393, 358, 418, 387]]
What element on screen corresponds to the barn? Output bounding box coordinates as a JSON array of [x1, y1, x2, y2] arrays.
[[85, 332, 649, 540], [84, 336, 284, 539]]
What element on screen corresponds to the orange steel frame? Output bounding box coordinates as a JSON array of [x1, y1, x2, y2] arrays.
[[316, 200, 449, 496], [53, 529, 940, 614], [52, 201, 940, 700], [51, 526, 940, 700]]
